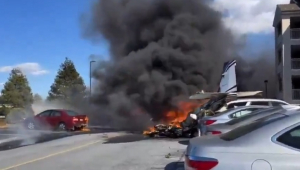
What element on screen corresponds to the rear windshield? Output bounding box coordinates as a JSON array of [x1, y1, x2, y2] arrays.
[[65, 110, 79, 116], [220, 114, 287, 141], [225, 107, 282, 125]]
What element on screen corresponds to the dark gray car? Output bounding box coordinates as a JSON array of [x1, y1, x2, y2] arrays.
[[199, 105, 270, 136], [205, 105, 300, 135]]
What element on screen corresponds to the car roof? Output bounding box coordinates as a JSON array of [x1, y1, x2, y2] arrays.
[[227, 98, 288, 104]]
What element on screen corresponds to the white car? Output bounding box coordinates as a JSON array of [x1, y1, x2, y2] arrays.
[[226, 98, 289, 109], [185, 105, 300, 170]]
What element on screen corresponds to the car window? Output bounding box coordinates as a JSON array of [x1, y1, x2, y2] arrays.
[[271, 102, 287, 106], [50, 111, 61, 117], [227, 102, 247, 109], [65, 110, 79, 116], [226, 107, 282, 125], [277, 125, 300, 150], [230, 108, 259, 119], [220, 114, 287, 141], [250, 101, 269, 106], [37, 110, 52, 117], [212, 108, 235, 117]]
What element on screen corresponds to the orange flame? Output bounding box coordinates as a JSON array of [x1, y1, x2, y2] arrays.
[[143, 100, 208, 135]]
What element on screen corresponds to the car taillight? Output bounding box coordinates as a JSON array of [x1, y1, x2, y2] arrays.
[[73, 117, 78, 121], [185, 156, 218, 170], [211, 131, 222, 135], [205, 120, 216, 125]]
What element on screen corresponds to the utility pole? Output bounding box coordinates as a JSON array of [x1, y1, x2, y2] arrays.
[[264, 80, 268, 98], [89, 61, 96, 98]]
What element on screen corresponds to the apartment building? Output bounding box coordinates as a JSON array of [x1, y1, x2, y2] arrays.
[[273, 0, 300, 104]]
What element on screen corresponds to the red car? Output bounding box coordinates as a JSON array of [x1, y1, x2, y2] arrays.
[[24, 109, 88, 131]]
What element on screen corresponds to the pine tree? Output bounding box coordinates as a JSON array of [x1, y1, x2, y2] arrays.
[[0, 69, 33, 108], [33, 93, 43, 103], [47, 57, 86, 104]]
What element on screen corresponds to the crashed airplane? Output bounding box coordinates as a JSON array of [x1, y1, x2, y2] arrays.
[[143, 60, 263, 138]]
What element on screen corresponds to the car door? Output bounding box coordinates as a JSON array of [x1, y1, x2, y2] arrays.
[[35, 110, 52, 128], [48, 110, 62, 128]]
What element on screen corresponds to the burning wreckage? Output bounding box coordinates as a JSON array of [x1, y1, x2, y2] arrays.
[[143, 60, 263, 138], [143, 92, 229, 138], [143, 91, 263, 138]]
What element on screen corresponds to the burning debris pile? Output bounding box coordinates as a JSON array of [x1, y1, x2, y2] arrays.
[[143, 93, 227, 138], [143, 101, 205, 138]]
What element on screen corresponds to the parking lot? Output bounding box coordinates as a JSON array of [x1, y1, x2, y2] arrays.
[[0, 130, 187, 170]]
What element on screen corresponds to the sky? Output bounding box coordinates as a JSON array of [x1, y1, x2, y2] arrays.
[[0, 0, 290, 98]]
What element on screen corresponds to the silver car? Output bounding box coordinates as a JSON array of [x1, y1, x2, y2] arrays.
[[199, 105, 269, 136], [185, 105, 300, 170], [205, 105, 298, 135]]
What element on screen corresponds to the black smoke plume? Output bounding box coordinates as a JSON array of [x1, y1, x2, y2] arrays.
[[82, 0, 275, 129]]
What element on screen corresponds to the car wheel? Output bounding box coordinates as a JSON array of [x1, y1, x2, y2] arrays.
[[27, 122, 35, 130], [57, 123, 66, 131]]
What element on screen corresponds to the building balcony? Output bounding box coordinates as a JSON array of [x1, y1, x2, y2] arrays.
[[292, 58, 300, 69], [291, 28, 300, 39], [293, 89, 300, 100]]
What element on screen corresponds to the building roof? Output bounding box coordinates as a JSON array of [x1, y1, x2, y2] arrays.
[[273, 3, 300, 27], [278, 4, 300, 12]]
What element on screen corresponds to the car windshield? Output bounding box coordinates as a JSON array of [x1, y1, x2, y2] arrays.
[[65, 110, 79, 116], [220, 113, 287, 141], [225, 107, 282, 125]]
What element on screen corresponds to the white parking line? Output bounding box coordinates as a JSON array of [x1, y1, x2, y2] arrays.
[[0, 137, 19, 144]]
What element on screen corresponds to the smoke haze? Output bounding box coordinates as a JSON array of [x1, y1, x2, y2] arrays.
[[82, 0, 276, 128]]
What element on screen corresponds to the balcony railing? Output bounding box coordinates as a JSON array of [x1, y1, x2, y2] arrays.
[[293, 89, 300, 100], [291, 28, 300, 39], [292, 58, 300, 69]]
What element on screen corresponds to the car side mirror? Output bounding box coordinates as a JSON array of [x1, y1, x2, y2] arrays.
[[190, 114, 197, 120]]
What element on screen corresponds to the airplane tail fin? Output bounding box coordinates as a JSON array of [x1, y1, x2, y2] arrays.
[[218, 60, 237, 93]]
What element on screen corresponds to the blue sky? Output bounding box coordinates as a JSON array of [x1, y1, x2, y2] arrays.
[[0, 0, 109, 98], [0, 0, 275, 98]]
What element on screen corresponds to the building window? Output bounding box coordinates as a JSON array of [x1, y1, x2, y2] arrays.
[[291, 45, 300, 69], [291, 17, 300, 39], [292, 76, 300, 100], [277, 48, 282, 64]]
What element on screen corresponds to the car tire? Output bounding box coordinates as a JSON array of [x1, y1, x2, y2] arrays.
[[27, 122, 35, 130], [57, 122, 67, 131], [191, 130, 199, 138], [74, 126, 83, 131]]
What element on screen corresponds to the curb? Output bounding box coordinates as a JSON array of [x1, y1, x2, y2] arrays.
[[0, 125, 8, 129]]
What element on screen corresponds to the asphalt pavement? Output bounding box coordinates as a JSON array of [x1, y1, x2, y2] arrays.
[[0, 132, 186, 170]]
